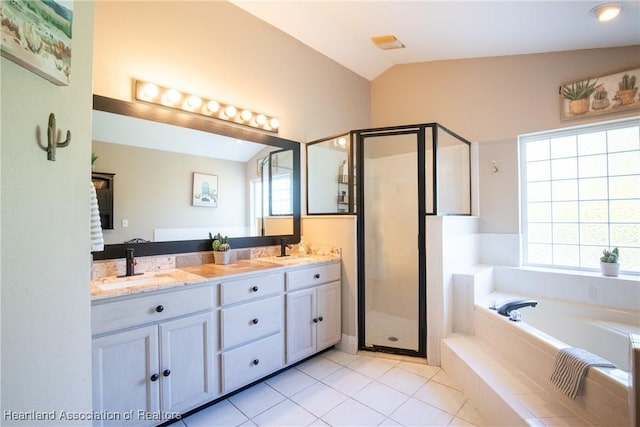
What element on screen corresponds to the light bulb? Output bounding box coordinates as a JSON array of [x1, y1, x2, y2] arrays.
[[337, 137, 346, 146], [186, 95, 202, 109], [164, 89, 181, 105], [241, 110, 252, 122], [207, 100, 220, 113], [269, 118, 280, 129], [591, 3, 622, 22], [256, 114, 267, 125], [141, 83, 159, 99], [224, 105, 237, 118]]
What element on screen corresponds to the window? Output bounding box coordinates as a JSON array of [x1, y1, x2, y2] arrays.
[[519, 117, 640, 274], [270, 173, 292, 215]]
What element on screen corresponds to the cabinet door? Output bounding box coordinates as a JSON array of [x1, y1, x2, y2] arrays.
[[285, 288, 316, 364], [92, 325, 160, 427], [159, 312, 217, 414], [316, 281, 342, 351]]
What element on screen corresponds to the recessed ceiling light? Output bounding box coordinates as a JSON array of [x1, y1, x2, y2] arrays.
[[590, 3, 622, 22], [371, 35, 405, 50]]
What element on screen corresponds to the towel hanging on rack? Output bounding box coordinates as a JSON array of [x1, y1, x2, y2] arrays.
[[90, 182, 104, 252]]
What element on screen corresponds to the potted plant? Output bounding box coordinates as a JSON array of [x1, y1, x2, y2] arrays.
[[562, 78, 598, 115], [616, 74, 637, 106], [591, 84, 610, 110], [600, 247, 620, 277], [209, 232, 231, 265]]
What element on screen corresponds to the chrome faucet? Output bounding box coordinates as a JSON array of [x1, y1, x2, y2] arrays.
[[497, 299, 538, 317], [125, 248, 137, 276], [278, 238, 291, 257]]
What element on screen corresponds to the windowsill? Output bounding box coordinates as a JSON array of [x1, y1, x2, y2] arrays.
[[502, 264, 640, 281]]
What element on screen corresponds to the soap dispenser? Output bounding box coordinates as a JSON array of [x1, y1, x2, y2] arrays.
[[298, 236, 307, 255]]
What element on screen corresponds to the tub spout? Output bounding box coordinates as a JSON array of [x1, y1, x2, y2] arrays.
[[497, 299, 538, 317]]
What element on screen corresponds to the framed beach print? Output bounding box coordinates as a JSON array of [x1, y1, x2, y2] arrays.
[[0, 1, 73, 85], [192, 173, 218, 208], [560, 67, 640, 120]]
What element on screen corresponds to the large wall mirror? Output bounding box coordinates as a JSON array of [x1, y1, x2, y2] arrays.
[[92, 95, 300, 260]]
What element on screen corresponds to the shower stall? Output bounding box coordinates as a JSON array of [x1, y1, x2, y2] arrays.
[[306, 123, 471, 358], [356, 124, 471, 357]]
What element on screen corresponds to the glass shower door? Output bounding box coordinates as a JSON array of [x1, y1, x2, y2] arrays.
[[361, 132, 420, 353]]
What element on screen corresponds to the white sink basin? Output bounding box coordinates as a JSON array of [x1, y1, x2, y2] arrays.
[[95, 271, 183, 291]]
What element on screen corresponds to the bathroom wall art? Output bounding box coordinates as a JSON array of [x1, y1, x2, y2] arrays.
[[192, 172, 218, 208], [560, 67, 639, 120], [0, 0, 73, 85]]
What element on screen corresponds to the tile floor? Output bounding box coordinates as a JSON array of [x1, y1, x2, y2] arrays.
[[178, 349, 486, 427]]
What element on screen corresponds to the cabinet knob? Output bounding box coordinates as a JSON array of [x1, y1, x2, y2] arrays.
[[313, 318, 318, 323], [318, 316, 324, 322], [314, 273, 320, 279], [252, 318, 259, 325], [251, 285, 259, 292], [155, 305, 164, 313], [150, 373, 159, 382], [163, 369, 171, 377], [253, 359, 260, 366]]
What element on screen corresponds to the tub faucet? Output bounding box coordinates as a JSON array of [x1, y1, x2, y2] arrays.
[[278, 238, 291, 257], [125, 248, 137, 276], [497, 299, 538, 317]]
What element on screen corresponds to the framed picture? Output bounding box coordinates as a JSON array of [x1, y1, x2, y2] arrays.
[[192, 173, 218, 208], [560, 67, 640, 120], [0, 1, 73, 85]]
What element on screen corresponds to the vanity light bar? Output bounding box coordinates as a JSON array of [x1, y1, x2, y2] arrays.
[[134, 80, 280, 133]]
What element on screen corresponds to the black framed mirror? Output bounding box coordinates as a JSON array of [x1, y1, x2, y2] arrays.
[[91, 95, 300, 260]]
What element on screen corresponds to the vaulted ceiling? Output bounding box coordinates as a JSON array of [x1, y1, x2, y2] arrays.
[[231, 1, 640, 80]]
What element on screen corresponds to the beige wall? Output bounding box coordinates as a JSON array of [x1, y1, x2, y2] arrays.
[[302, 216, 358, 341], [92, 1, 371, 143], [1, 1, 95, 419], [372, 46, 640, 233]]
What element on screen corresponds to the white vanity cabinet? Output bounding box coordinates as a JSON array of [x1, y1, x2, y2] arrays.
[[285, 262, 341, 364], [218, 272, 285, 393], [91, 284, 216, 426], [91, 258, 342, 425]]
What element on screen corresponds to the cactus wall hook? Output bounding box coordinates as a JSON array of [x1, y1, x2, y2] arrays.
[[46, 112, 71, 161]]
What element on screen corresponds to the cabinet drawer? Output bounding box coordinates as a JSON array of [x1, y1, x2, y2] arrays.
[[220, 296, 282, 349], [92, 285, 214, 336], [286, 262, 341, 291], [220, 272, 283, 306], [221, 334, 283, 392]]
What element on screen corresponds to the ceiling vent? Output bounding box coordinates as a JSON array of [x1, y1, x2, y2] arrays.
[[371, 35, 405, 50]]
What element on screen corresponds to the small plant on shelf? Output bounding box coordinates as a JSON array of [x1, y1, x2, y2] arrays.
[[599, 247, 620, 277]]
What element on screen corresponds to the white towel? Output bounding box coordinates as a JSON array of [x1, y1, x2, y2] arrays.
[[550, 347, 616, 399], [90, 182, 104, 252]]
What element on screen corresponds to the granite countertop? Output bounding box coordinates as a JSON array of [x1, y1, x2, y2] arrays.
[[91, 255, 339, 301]]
